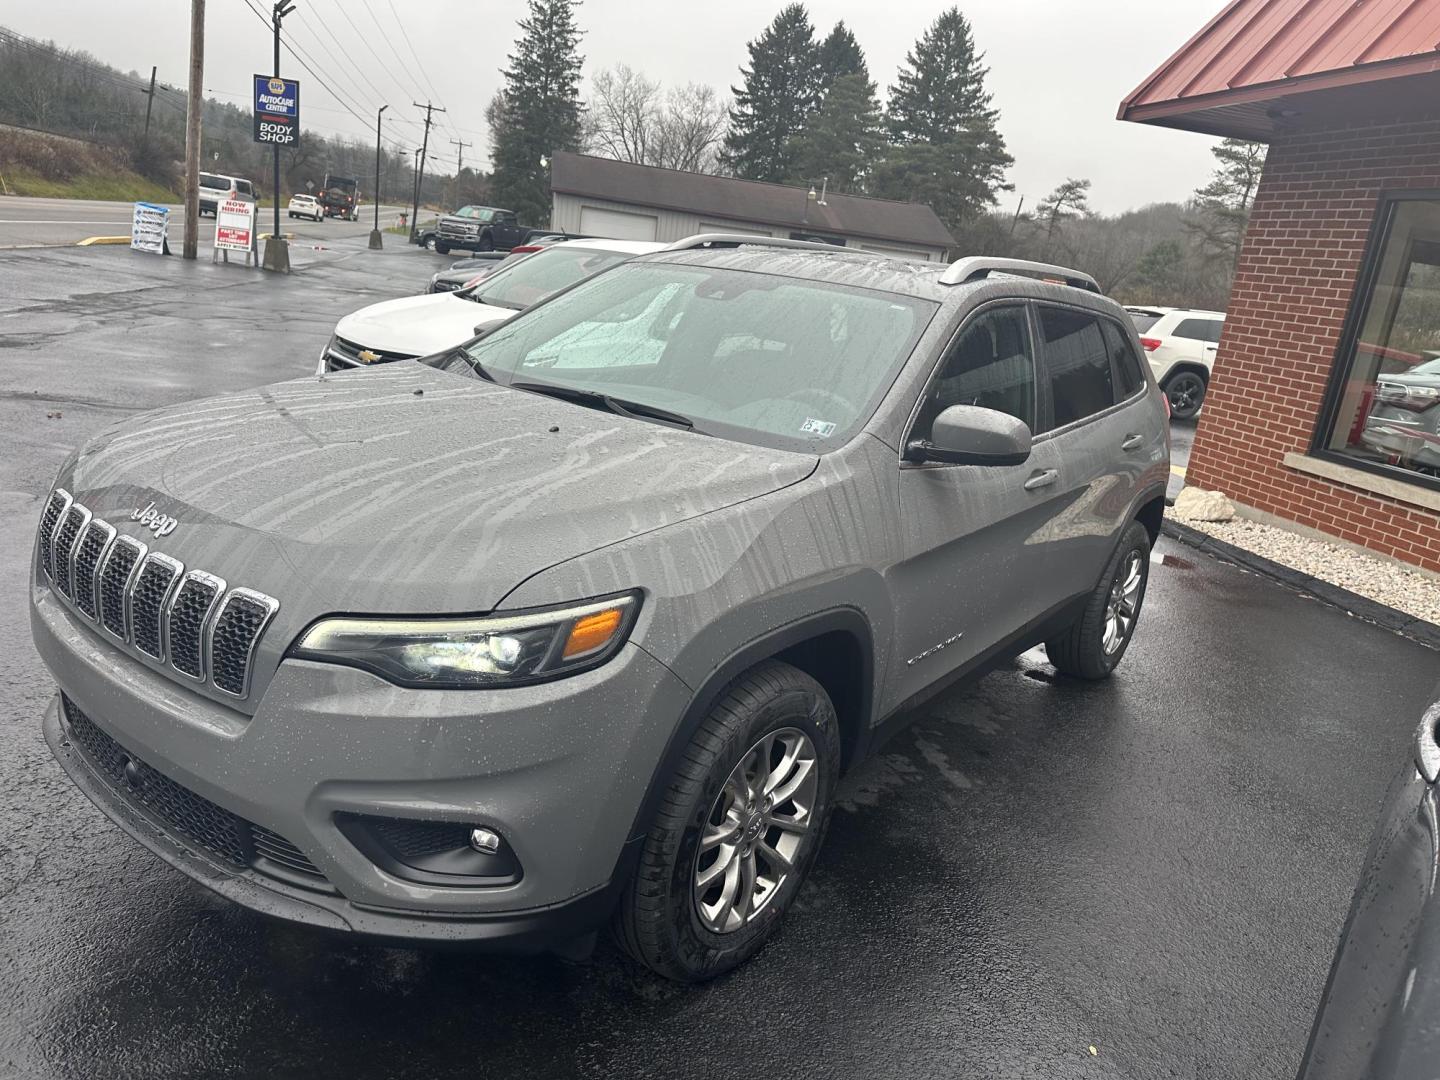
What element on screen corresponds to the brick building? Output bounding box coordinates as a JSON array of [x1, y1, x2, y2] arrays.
[[1121, 0, 1440, 574]]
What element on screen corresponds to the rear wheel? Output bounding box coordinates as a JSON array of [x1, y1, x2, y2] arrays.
[[1045, 520, 1151, 680], [614, 660, 840, 982], [1162, 370, 1207, 420]]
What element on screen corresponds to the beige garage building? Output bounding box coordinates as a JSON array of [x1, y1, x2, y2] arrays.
[[549, 151, 954, 262]]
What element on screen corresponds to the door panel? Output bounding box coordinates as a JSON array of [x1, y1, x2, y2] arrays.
[[886, 305, 1065, 708]]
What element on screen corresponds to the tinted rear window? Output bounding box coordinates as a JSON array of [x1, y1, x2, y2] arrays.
[[1173, 318, 1223, 343], [1101, 320, 1146, 398], [1129, 312, 1162, 333], [199, 173, 228, 190], [1039, 307, 1115, 429]]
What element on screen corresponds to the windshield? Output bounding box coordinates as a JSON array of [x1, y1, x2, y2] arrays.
[[464, 246, 634, 310], [431, 262, 937, 452], [1407, 357, 1440, 376]]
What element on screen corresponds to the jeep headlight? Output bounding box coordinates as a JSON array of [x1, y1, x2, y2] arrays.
[[288, 593, 640, 688]]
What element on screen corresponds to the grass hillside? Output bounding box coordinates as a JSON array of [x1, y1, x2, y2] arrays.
[[0, 126, 177, 201]]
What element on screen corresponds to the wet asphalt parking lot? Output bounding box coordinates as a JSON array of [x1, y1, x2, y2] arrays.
[[1, 235, 1437, 1079]]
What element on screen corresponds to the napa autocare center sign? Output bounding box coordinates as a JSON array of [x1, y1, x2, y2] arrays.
[[214, 198, 255, 252], [252, 75, 299, 144]]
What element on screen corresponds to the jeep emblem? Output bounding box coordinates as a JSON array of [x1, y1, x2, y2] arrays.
[[130, 501, 179, 538]]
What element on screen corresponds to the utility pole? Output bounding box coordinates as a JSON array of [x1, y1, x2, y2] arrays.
[[142, 66, 158, 140], [262, 0, 296, 273], [369, 104, 388, 250], [449, 138, 471, 176], [182, 2, 204, 260], [409, 101, 445, 242]]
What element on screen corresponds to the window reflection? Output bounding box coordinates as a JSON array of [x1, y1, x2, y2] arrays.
[[1325, 201, 1440, 481]]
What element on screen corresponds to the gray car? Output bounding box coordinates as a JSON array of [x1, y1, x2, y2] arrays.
[[30, 240, 1169, 981], [1297, 695, 1440, 1080]]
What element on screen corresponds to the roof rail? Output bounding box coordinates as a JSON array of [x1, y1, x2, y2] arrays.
[[939, 257, 1100, 293], [663, 233, 882, 256]]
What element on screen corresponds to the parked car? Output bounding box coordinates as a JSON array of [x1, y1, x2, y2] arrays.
[[435, 205, 546, 255], [428, 252, 511, 293], [32, 243, 1168, 981], [322, 239, 662, 372], [197, 172, 255, 217], [1296, 695, 1440, 1080], [1360, 356, 1440, 477], [1126, 306, 1225, 419], [411, 224, 439, 251], [286, 194, 324, 222]]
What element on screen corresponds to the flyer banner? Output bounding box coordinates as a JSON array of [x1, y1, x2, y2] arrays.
[[130, 202, 169, 255]]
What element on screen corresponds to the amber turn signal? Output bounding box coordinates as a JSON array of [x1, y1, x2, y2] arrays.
[[563, 607, 624, 659]]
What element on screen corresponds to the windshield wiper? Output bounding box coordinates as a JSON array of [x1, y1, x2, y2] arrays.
[[467, 292, 524, 310], [448, 347, 494, 381], [509, 381, 701, 432]]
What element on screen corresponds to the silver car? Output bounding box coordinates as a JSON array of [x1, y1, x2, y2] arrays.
[[31, 241, 1169, 981]]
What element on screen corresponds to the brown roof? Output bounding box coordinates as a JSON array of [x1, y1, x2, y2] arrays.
[[549, 152, 954, 250], [1119, 0, 1440, 139]]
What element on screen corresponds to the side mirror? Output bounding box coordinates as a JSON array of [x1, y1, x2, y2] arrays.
[[905, 404, 1032, 466]]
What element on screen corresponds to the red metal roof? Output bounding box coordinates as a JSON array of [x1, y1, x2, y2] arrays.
[[1120, 0, 1440, 136]]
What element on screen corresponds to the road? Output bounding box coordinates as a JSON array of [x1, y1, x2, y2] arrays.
[[0, 194, 414, 249], [0, 238, 1434, 1078]]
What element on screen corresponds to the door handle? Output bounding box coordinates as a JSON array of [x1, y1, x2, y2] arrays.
[[1023, 469, 1059, 491], [1121, 434, 1145, 451]]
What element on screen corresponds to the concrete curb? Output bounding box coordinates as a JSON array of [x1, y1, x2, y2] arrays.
[[1162, 519, 1440, 651], [76, 236, 130, 246]]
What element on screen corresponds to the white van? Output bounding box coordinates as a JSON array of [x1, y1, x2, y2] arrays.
[[198, 173, 256, 217]]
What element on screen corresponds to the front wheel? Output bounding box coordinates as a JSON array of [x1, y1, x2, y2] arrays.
[[1163, 371, 1207, 420], [614, 661, 840, 982], [434, 241, 449, 255], [1045, 520, 1151, 680], [477, 230, 495, 252]]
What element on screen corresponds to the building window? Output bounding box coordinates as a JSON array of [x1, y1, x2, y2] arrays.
[[1319, 197, 1440, 488]]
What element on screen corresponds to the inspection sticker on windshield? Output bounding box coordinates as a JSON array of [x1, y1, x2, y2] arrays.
[[800, 417, 836, 438]]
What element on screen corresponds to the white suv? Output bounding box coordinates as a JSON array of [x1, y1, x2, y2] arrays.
[[1126, 307, 1224, 419]]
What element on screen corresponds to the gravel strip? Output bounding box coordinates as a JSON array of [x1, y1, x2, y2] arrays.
[[1181, 517, 1440, 626]]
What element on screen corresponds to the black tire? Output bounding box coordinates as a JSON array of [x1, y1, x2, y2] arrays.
[[1162, 370, 1207, 420], [478, 229, 495, 252], [1045, 520, 1152, 680], [434, 241, 449, 255], [614, 660, 840, 982]]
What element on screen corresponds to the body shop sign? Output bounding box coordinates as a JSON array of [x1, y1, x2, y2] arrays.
[[253, 75, 299, 144]]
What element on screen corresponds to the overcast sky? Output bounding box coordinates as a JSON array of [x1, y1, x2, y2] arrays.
[[15, 0, 1225, 215]]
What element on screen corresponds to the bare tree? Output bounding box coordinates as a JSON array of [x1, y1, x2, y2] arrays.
[[584, 65, 727, 174], [585, 64, 660, 165], [653, 83, 727, 173]]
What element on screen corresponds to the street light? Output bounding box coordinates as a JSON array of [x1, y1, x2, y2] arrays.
[[369, 104, 388, 250]]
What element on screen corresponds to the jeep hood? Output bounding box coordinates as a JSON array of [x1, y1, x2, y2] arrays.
[[63, 362, 817, 621], [334, 292, 515, 357]]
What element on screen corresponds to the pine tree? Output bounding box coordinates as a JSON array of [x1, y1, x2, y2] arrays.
[[1187, 138, 1265, 273], [817, 21, 867, 96], [786, 73, 883, 193], [489, 0, 585, 223], [719, 4, 822, 182], [1036, 177, 1091, 249], [877, 7, 1012, 229]]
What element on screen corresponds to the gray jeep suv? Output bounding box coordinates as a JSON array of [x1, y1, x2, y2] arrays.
[[31, 239, 1169, 981]]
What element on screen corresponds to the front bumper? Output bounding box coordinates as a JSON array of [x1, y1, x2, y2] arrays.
[[1297, 764, 1440, 1079], [33, 582, 691, 945]]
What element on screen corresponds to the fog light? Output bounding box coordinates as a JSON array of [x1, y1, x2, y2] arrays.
[[469, 827, 502, 854]]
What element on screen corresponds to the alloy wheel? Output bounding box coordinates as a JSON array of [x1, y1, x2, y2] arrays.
[[1166, 373, 1205, 418], [1103, 550, 1144, 655], [693, 727, 818, 934]]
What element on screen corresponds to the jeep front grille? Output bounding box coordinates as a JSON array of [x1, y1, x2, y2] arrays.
[[38, 489, 279, 699], [61, 695, 325, 883]]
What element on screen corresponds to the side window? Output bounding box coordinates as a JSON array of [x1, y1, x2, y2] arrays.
[[1205, 319, 1225, 343], [1101, 319, 1146, 398], [235, 180, 253, 196], [1038, 307, 1115, 429], [1173, 317, 1216, 341], [499, 211, 517, 224], [914, 306, 1035, 439]]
